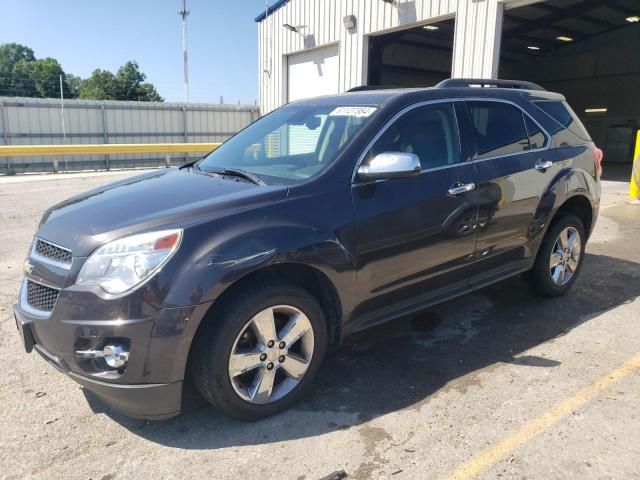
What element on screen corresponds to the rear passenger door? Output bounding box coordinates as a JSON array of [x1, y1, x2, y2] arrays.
[[463, 100, 552, 277]]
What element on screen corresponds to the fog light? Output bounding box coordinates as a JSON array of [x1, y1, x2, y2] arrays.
[[103, 345, 129, 369], [76, 343, 130, 369]]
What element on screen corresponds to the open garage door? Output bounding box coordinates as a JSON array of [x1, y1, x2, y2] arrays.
[[367, 18, 454, 88], [287, 44, 339, 102], [500, 0, 640, 179]]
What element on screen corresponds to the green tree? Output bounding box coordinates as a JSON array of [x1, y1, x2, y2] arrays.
[[79, 69, 118, 100], [136, 82, 163, 102], [65, 74, 82, 98], [0, 43, 163, 102], [115, 61, 163, 101], [0, 43, 36, 96], [10, 59, 37, 97], [30, 57, 68, 98]]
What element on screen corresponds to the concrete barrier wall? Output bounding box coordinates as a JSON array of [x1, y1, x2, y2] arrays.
[[0, 97, 259, 174]]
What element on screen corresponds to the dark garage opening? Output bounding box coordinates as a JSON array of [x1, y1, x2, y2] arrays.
[[367, 18, 454, 88], [500, 0, 640, 179]]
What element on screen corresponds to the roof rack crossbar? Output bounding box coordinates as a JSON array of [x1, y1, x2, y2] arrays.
[[436, 78, 546, 91]]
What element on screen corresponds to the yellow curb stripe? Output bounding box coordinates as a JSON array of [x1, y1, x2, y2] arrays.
[[440, 352, 640, 480], [0, 143, 221, 157]]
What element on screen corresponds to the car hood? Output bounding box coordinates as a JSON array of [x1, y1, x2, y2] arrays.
[[37, 168, 288, 256]]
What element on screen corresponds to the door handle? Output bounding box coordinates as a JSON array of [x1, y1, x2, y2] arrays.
[[535, 160, 553, 171], [448, 182, 476, 196]]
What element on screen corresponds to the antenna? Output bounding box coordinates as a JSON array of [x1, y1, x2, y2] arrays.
[[178, 0, 190, 104]]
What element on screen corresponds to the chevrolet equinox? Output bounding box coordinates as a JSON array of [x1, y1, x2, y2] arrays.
[[14, 79, 602, 420]]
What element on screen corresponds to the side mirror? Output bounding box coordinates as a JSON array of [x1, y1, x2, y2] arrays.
[[357, 152, 421, 181]]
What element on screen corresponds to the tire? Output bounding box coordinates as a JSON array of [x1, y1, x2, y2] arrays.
[[526, 214, 586, 297], [190, 280, 327, 421]]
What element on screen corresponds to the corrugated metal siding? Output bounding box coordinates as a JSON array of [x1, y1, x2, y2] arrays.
[[258, 0, 522, 114], [0, 97, 259, 174]]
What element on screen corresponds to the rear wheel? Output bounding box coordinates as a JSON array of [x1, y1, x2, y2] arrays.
[[527, 214, 586, 297], [191, 281, 327, 420]]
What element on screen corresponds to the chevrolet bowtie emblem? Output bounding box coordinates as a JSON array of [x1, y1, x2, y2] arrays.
[[23, 260, 34, 274]]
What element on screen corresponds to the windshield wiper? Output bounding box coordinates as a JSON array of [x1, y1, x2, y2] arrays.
[[179, 159, 201, 170], [203, 168, 265, 186]]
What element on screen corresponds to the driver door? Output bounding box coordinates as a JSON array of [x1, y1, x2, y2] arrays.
[[351, 102, 478, 325]]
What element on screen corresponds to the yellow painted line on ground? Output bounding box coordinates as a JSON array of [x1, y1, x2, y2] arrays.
[[440, 352, 640, 480], [0, 143, 221, 157]]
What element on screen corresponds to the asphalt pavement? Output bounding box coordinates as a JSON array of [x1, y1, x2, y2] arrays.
[[0, 170, 638, 480]]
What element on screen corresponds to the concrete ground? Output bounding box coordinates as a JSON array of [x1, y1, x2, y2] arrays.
[[0, 170, 638, 480]]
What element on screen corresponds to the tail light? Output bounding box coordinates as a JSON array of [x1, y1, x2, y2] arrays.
[[593, 146, 603, 177]]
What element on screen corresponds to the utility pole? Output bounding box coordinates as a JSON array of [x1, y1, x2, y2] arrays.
[[59, 74, 66, 173], [178, 0, 190, 104]]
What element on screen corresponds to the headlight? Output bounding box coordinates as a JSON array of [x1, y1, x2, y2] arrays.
[[76, 229, 182, 295]]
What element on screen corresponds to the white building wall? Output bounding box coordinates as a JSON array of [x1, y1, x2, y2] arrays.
[[258, 0, 525, 114]]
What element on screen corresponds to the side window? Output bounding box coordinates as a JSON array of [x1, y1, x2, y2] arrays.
[[467, 101, 530, 159], [369, 103, 461, 170], [524, 116, 547, 150]]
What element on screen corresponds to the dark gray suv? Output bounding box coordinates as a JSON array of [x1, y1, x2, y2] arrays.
[[14, 79, 602, 420]]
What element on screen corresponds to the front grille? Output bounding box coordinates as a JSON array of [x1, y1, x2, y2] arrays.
[[25, 280, 60, 312], [33, 238, 72, 266]]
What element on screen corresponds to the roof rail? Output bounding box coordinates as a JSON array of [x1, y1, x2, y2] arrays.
[[436, 78, 546, 91], [347, 85, 417, 92]]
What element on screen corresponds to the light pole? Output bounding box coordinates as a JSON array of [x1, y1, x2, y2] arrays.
[[178, 0, 190, 104]]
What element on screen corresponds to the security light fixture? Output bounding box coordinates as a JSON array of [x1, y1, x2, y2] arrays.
[[423, 25, 439, 31], [283, 23, 298, 32], [527, 45, 541, 51], [585, 108, 608, 113], [343, 15, 357, 31], [625, 16, 640, 23], [556, 36, 573, 42]]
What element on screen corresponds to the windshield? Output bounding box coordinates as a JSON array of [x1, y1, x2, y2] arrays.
[[197, 104, 377, 184]]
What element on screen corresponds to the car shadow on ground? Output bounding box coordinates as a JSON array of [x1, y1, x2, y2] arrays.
[[84, 252, 640, 450]]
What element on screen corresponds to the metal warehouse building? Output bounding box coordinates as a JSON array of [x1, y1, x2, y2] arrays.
[[256, 0, 640, 167]]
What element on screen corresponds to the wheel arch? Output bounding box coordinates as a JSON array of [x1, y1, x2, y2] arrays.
[[186, 262, 343, 369], [553, 194, 594, 235]]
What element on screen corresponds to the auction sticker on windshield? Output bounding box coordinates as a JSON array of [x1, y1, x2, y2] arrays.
[[329, 106, 377, 117]]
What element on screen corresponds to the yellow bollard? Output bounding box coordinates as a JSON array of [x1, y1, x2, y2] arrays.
[[630, 130, 640, 200]]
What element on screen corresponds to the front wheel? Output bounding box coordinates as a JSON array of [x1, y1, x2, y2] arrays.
[[526, 214, 586, 297], [190, 281, 327, 420]]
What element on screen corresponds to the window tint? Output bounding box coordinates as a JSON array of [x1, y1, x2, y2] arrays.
[[369, 103, 461, 170], [533, 100, 591, 141], [467, 101, 530, 158], [524, 116, 547, 150]]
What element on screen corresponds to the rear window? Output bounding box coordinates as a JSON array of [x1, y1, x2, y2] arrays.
[[533, 101, 591, 141]]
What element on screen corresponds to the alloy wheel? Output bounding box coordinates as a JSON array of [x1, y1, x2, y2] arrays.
[[228, 305, 315, 404], [549, 226, 581, 286]]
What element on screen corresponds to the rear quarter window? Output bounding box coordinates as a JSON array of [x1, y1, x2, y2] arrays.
[[533, 101, 591, 141]]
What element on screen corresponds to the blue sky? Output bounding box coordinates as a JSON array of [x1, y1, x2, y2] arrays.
[[0, 0, 269, 104]]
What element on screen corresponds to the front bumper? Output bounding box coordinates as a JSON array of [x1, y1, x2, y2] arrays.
[[34, 339, 182, 420], [13, 295, 208, 420]]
